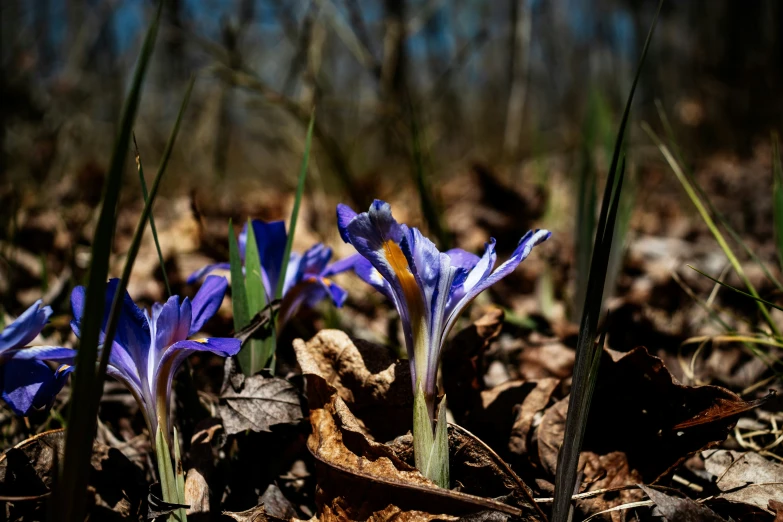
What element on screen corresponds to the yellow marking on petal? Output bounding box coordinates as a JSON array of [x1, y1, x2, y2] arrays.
[[57, 364, 71, 375], [382, 240, 428, 376], [193, 338, 209, 344]]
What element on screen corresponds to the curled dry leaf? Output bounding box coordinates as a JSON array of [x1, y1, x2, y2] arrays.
[[294, 330, 545, 521], [640, 485, 726, 522], [0, 429, 146, 520], [293, 329, 413, 441], [703, 449, 783, 515], [219, 358, 304, 435]]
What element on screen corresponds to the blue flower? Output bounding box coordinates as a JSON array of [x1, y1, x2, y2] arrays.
[[188, 219, 358, 326], [337, 200, 551, 411], [57, 276, 241, 439], [0, 300, 73, 416]]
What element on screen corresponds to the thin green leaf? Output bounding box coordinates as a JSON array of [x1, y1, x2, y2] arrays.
[[773, 133, 783, 271], [551, 1, 663, 519], [229, 220, 255, 376], [242, 220, 275, 373], [687, 265, 783, 312], [275, 111, 315, 301], [155, 426, 182, 522], [244, 220, 268, 315], [134, 135, 171, 297], [97, 78, 195, 395], [655, 102, 783, 294], [228, 219, 249, 331], [409, 94, 450, 249], [644, 125, 781, 338], [173, 427, 187, 521], [412, 385, 434, 482], [427, 396, 450, 489], [53, 3, 163, 521]]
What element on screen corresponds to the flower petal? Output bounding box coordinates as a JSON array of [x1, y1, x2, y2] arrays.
[[244, 220, 288, 294], [336, 204, 358, 243], [154, 337, 241, 435], [189, 275, 228, 335], [186, 262, 230, 284], [323, 253, 362, 277], [1, 358, 69, 415], [8, 346, 76, 362], [0, 300, 52, 354], [444, 230, 550, 336]]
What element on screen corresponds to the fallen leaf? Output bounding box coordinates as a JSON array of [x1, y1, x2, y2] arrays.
[[184, 469, 210, 515], [219, 360, 303, 436], [640, 485, 726, 522], [259, 483, 297, 520], [0, 428, 146, 520], [575, 452, 644, 522], [769, 499, 783, 522], [223, 504, 287, 522], [293, 329, 412, 441], [537, 347, 767, 484], [294, 330, 545, 521], [507, 378, 559, 458], [703, 449, 783, 514]]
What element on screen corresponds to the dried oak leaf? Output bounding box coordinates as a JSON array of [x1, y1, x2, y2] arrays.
[[640, 485, 727, 522], [703, 449, 783, 515], [294, 330, 544, 521], [538, 347, 768, 483], [219, 358, 303, 436], [293, 329, 412, 441]]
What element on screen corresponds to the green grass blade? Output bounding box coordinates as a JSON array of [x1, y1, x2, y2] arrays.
[[243, 220, 274, 373], [275, 111, 315, 301], [134, 136, 171, 297], [97, 78, 195, 387], [551, 1, 663, 519], [409, 94, 450, 249], [52, 3, 163, 521], [229, 220, 254, 375], [644, 125, 781, 338], [244, 220, 269, 315], [173, 426, 187, 521], [656, 102, 783, 293], [687, 265, 783, 313], [773, 133, 783, 271]]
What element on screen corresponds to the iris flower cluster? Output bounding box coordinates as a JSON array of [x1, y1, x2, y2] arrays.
[[2, 202, 550, 494], [338, 200, 550, 486], [188, 219, 356, 328]]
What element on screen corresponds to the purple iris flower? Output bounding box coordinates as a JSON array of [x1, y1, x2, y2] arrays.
[[337, 200, 551, 413], [46, 276, 241, 439], [0, 300, 73, 416], [187, 219, 357, 326]]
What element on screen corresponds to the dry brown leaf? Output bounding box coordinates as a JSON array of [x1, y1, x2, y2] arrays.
[[184, 469, 210, 515], [223, 503, 287, 522], [538, 347, 767, 485], [508, 378, 559, 457], [294, 329, 412, 441], [576, 452, 644, 521], [703, 449, 783, 515], [294, 330, 545, 521]]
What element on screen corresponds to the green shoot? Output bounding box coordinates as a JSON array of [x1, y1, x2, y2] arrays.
[[551, 2, 663, 520], [52, 3, 163, 521]]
